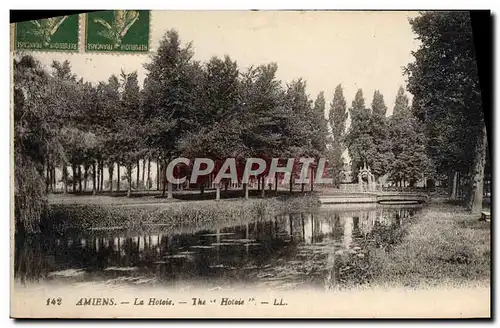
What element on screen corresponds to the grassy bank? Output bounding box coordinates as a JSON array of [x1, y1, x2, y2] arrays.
[[47, 189, 318, 205], [44, 194, 320, 233], [369, 201, 491, 288]]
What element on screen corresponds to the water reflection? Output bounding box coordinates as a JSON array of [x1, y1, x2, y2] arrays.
[[15, 205, 419, 289]]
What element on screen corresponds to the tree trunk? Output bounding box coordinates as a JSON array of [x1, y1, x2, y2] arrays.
[[459, 173, 464, 200], [71, 164, 77, 193], [161, 160, 167, 197], [45, 159, 50, 193], [45, 156, 51, 193], [156, 159, 160, 191], [448, 172, 453, 197], [136, 160, 140, 190], [78, 165, 82, 193], [167, 182, 173, 199], [108, 164, 114, 192], [200, 184, 205, 199], [310, 166, 315, 192], [469, 125, 488, 214], [96, 161, 101, 193], [257, 177, 261, 191], [44, 163, 50, 194], [215, 183, 221, 200], [63, 165, 68, 194], [117, 164, 121, 191], [100, 161, 104, 192], [224, 181, 229, 191], [84, 165, 88, 191], [142, 159, 146, 190], [147, 158, 151, 191], [451, 171, 458, 200], [274, 172, 278, 192], [48, 163, 52, 192], [127, 164, 132, 197], [243, 183, 249, 199], [261, 177, 265, 198], [51, 165, 56, 192], [289, 174, 293, 194], [92, 161, 97, 196], [301, 183, 305, 193]]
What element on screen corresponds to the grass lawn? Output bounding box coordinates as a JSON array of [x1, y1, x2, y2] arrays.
[[47, 188, 317, 206], [369, 200, 491, 288], [44, 193, 321, 234]]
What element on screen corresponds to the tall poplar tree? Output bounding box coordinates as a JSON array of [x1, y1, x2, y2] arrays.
[[369, 90, 394, 178], [388, 86, 432, 186], [328, 84, 348, 184], [345, 89, 375, 179]]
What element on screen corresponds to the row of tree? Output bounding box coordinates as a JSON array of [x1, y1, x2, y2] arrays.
[[15, 29, 332, 232], [404, 11, 489, 213], [329, 85, 431, 187], [14, 12, 489, 232]]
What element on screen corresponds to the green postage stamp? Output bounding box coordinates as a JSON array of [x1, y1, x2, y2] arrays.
[[85, 10, 150, 53], [14, 15, 79, 51]]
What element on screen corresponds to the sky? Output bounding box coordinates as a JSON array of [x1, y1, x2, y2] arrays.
[[33, 10, 421, 118]]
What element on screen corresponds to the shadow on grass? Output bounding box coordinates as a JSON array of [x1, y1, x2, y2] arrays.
[[49, 189, 317, 202]]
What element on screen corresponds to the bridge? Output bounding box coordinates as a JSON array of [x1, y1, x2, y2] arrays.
[[318, 192, 429, 205], [376, 192, 429, 204]]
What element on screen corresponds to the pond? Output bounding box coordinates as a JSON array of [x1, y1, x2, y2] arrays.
[[15, 204, 421, 291]]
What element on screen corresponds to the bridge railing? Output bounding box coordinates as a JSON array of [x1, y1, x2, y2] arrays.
[[317, 183, 383, 193], [381, 186, 430, 193]]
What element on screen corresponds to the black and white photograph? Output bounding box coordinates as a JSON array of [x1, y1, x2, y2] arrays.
[[10, 10, 491, 318]]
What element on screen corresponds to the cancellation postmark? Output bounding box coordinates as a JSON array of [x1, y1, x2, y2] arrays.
[[14, 14, 79, 52], [85, 10, 150, 53]]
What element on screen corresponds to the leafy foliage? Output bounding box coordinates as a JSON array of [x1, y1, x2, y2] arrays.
[[328, 85, 348, 184], [387, 87, 433, 185], [345, 89, 376, 178], [368, 91, 394, 178], [14, 55, 60, 232], [405, 12, 483, 176], [405, 11, 487, 211]]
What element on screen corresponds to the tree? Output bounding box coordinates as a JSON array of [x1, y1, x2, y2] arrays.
[[345, 89, 376, 179], [117, 71, 142, 197], [94, 76, 121, 192], [238, 64, 285, 197], [388, 87, 433, 186], [280, 79, 323, 193], [312, 92, 330, 155], [310, 91, 330, 190], [178, 55, 242, 199], [14, 55, 64, 232], [50, 60, 79, 193], [142, 29, 196, 197], [329, 85, 348, 145], [328, 84, 348, 185], [405, 11, 487, 212], [368, 90, 394, 178]]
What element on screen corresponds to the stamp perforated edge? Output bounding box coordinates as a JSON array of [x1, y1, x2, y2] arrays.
[[10, 23, 14, 52]]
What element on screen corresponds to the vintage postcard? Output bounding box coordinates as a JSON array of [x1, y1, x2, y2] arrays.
[[10, 10, 491, 319]]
